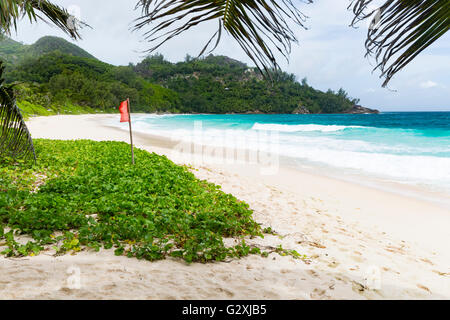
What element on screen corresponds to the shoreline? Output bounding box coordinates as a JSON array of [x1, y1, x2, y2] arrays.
[[281, 156, 450, 211], [109, 114, 450, 211], [28, 114, 450, 258], [2, 114, 448, 300]]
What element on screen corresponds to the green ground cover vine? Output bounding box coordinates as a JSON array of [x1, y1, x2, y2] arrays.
[[0, 140, 302, 263]]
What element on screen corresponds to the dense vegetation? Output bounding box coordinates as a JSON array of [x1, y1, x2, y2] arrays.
[[0, 36, 95, 66], [1, 36, 361, 115], [0, 36, 180, 116], [134, 54, 361, 114], [0, 37, 26, 67], [4, 50, 180, 116], [0, 140, 302, 262]]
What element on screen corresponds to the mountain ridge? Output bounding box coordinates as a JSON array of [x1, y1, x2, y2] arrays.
[[0, 36, 96, 65], [0, 35, 379, 115]]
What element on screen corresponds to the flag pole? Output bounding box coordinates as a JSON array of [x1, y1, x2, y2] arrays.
[[127, 98, 135, 165]]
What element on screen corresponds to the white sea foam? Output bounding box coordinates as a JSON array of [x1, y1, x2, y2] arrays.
[[108, 116, 450, 190], [276, 143, 450, 186], [252, 123, 364, 132]]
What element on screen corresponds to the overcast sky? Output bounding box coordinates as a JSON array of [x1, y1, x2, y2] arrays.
[[10, 0, 450, 111]]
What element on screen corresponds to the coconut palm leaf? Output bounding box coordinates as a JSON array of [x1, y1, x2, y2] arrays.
[[0, 0, 87, 163], [0, 0, 83, 39], [134, 0, 311, 75], [350, 0, 450, 87], [0, 60, 36, 163]]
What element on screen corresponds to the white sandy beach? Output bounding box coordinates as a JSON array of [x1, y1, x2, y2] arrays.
[[1, 114, 449, 300]]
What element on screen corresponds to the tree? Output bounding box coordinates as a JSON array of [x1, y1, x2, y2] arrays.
[[350, 0, 449, 87], [133, 0, 311, 76], [337, 88, 348, 99], [301, 77, 308, 87], [0, 0, 82, 162], [0, 0, 81, 38], [133, 0, 449, 87], [0, 60, 36, 161]]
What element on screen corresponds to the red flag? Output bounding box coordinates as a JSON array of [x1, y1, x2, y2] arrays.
[[119, 100, 129, 122]]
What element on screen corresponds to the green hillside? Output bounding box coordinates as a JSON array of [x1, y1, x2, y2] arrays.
[[0, 37, 27, 66], [0, 35, 372, 116], [0, 35, 96, 65], [0, 36, 180, 116], [5, 52, 179, 116], [133, 54, 363, 114], [28, 36, 96, 60]]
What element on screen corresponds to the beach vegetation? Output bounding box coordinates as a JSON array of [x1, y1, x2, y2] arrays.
[[0, 139, 307, 263]]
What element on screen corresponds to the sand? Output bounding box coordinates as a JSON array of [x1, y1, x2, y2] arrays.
[[1, 114, 449, 300]]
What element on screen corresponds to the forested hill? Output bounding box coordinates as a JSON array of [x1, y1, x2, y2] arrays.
[[133, 54, 372, 114], [0, 36, 96, 65], [0, 36, 179, 115], [0, 36, 377, 115]]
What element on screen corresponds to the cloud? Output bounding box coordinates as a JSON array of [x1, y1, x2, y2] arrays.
[[420, 80, 438, 89]]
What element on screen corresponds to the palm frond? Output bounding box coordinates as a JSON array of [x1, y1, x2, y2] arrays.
[[350, 0, 450, 87], [0, 0, 83, 39], [133, 0, 312, 75], [0, 60, 36, 163]]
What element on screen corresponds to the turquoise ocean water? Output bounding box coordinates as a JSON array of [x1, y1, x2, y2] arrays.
[[114, 112, 450, 194]]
